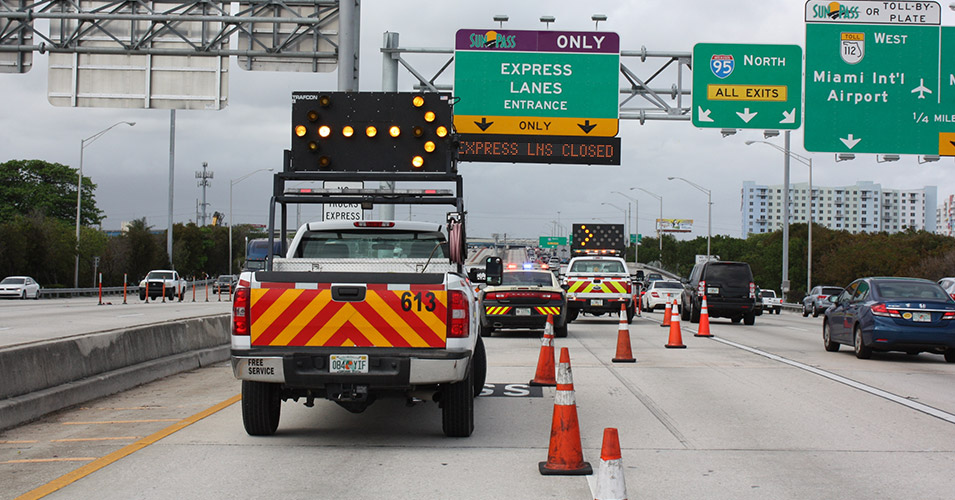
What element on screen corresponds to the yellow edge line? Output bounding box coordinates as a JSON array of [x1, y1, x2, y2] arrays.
[[15, 394, 241, 500]]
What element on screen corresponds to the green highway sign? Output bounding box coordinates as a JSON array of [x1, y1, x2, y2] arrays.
[[539, 236, 568, 246], [692, 43, 803, 129], [454, 29, 620, 137], [804, 0, 954, 155], [630, 234, 642, 244]]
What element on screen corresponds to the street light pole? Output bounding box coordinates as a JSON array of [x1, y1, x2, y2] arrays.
[[667, 177, 712, 260], [75, 121, 135, 288], [632, 187, 663, 253], [745, 138, 814, 295], [612, 191, 640, 264], [230, 168, 273, 277]]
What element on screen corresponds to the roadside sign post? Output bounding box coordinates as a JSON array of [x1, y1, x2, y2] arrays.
[[804, 0, 948, 154], [692, 43, 803, 130]]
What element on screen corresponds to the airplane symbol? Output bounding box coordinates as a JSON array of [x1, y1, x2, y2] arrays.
[[912, 78, 932, 99]]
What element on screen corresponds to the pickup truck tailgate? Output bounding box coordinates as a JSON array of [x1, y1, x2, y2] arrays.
[[249, 273, 448, 348]]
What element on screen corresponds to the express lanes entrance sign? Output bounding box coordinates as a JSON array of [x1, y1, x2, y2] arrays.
[[692, 43, 803, 130], [803, 1, 954, 155], [453, 29, 619, 137]]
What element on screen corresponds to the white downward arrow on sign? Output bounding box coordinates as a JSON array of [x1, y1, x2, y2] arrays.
[[780, 109, 796, 124], [840, 134, 861, 149], [737, 108, 757, 123], [697, 107, 714, 122]]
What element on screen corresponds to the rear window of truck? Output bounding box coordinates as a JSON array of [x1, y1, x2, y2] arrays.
[[295, 230, 448, 259], [570, 260, 625, 273]]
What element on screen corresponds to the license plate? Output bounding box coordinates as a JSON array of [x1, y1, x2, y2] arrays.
[[330, 354, 369, 374], [591, 299, 603, 306], [912, 312, 931, 322], [707, 287, 719, 295], [516, 308, 531, 316]]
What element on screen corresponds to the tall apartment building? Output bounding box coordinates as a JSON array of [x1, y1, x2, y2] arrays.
[[741, 181, 937, 236], [937, 194, 955, 237]]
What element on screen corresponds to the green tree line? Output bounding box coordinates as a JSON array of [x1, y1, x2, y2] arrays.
[[628, 224, 955, 300], [0, 159, 264, 287]]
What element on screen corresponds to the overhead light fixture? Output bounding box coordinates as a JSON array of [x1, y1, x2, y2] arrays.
[[918, 155, 940, 164], [720, 128, 737, 137], [835, 153, 855, 162], [877, 154, 900, 163], [763, 130, 780, 139], [493, 15, 508, 28], [540, 15, 555, 28], [592, 14, 607, 29]]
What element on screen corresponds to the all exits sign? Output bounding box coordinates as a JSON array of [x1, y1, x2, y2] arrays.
[[454, 29, 619, 137]]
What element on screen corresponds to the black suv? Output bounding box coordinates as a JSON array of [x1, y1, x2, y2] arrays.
[[680, 261, 758, 325]]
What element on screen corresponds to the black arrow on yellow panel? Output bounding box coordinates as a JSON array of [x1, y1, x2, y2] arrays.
[[475, 117, 494, 131], [578, 120, 597, 134]]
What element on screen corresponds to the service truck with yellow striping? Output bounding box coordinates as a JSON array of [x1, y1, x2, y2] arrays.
[[563, 223, 637, 323], [230, 91, 491, 438]]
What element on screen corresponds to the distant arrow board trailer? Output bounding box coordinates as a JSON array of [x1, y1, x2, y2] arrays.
[[453, 29, 619, 137], [692, 42, 803, 130]]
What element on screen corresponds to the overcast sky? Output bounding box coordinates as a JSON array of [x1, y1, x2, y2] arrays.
[[2, 0, 954, 241]]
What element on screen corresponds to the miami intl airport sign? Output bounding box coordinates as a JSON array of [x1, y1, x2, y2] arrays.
[[453, 29, 619, 137]]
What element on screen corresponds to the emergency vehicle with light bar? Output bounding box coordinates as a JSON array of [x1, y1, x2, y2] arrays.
[[562, 224, 636, 323], [230, 92, 491, 438]]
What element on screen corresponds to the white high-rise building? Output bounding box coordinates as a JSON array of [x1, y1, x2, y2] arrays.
[[936, 194, 955, 237], [741, 181, 937, 236]]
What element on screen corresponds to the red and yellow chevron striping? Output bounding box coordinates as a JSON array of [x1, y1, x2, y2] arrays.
[[535, 306, 561, 315], [485, 306, 512, 315], [566, 279, 629, 294], [249, 284, 447, 348]]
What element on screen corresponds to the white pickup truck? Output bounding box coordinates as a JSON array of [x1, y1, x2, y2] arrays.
[[231, 220, 488, 437], [138, 270, 187, 301], [760, 289, 782, 315]]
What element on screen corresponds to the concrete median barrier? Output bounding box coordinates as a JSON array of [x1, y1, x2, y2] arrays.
[[0, 314, 229, 430]]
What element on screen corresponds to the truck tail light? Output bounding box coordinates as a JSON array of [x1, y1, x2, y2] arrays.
[[448, 290, 469, 338], [233, 288, 250, 336], [749, 282, 755, 299], [698, 280, 705, 296]]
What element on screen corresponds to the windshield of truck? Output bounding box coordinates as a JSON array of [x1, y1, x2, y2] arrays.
[[295, 230, 448, 259], [502, 271, 554, 287], [146, 272, 173, 280], [570, 260, 625, 273], [247, 239, 285, 261]]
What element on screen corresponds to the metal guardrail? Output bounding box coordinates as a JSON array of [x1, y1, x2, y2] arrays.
[[36, 279, 217, 299]]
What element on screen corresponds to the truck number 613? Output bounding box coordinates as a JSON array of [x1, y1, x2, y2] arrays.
[[400, 291, 437, 312]]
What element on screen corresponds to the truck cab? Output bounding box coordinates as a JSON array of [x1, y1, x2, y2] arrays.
[[562, 255, 635, 323]]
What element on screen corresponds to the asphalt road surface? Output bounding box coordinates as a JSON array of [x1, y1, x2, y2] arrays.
[[2, 310, 953, 499]]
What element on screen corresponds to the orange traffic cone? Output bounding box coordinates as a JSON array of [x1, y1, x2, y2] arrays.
[[695, 295, 713, 338], [612, 303, 636, 363], [665, 299, 686, 349], [529, 315, 557, 387], [539, 347, 593, 475], [660, 298, 672, 328], [593, 428, 628, 500]]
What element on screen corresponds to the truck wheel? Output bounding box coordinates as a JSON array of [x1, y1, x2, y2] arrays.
[[472, 337, 487, 397], [743, 312, 756, 325], [140, 291, 146, 301], [567, 309, 579, 323], [242, 381, 281, 436], [479, 323, 493, 337], [681, 301, 691, 321], [554, 322, 568, 338], [690, 302, 700, 324], [178, 288, 185, 301], [442, 364, 474, 437], [626, 304, 635, 324]]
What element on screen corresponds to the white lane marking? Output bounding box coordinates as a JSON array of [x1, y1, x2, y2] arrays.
[[711, 336, 955, 425], [116, 314, 144, 318], [0, 327, 10, 331], [787, 326, 809, 332]]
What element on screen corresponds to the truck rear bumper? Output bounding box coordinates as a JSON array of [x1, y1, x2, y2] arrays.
[[231, 348, 470, 388]]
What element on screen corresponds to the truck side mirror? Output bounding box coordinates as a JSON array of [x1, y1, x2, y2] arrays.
[[484, 256, 503, 286]]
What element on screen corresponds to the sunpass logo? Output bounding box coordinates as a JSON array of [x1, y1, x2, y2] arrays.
[[811, 2, 860, 20], [469, 30, 516, 49]]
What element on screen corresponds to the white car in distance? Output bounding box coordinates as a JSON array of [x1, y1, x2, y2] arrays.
[[642, 280, 683, 312]]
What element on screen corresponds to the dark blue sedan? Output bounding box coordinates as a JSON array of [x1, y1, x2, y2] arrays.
[[823, 277, 955, 362]]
